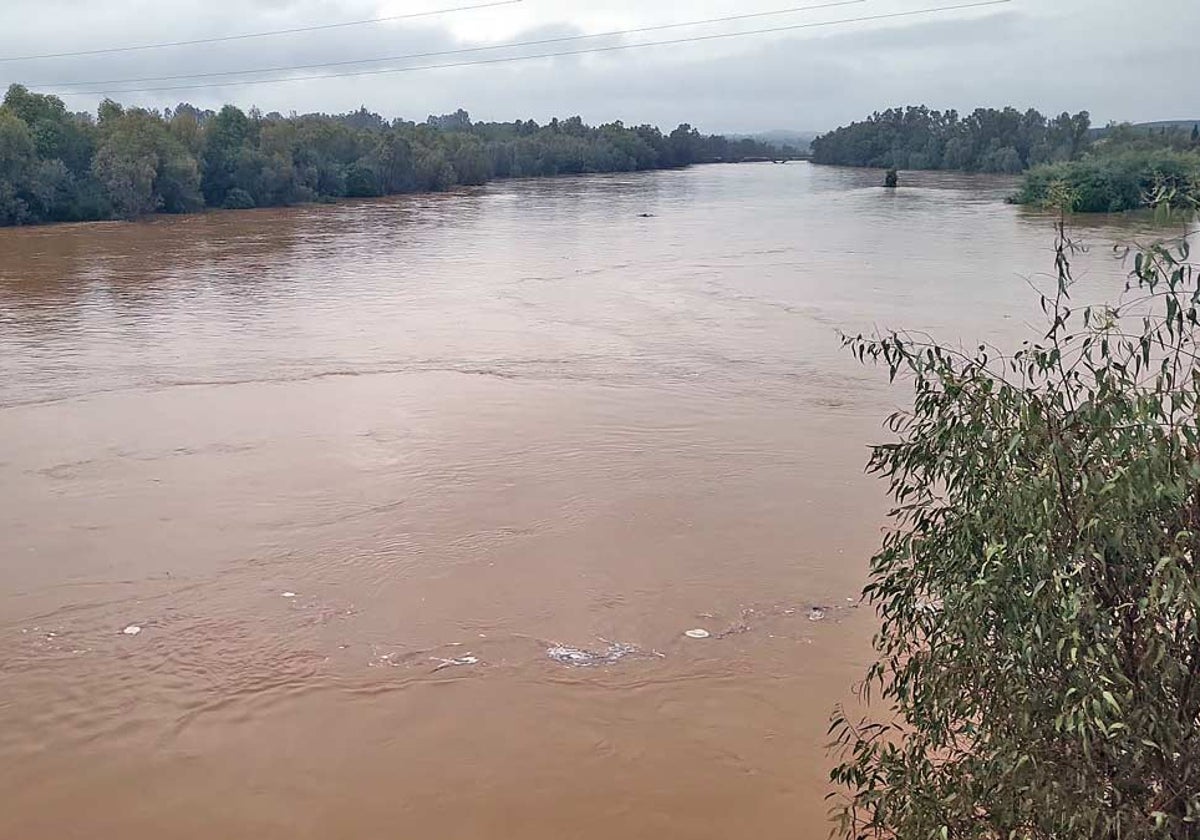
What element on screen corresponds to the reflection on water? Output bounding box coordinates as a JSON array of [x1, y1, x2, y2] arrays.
[[0, 164, 1160, 839]]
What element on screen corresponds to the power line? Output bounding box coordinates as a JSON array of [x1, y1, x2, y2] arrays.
[[44, 0, 1013, 98], [31, 0, 868, 89], [0, 0, 523, 63]]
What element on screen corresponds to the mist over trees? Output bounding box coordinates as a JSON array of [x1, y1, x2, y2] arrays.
[[0, 85, 793, 226]]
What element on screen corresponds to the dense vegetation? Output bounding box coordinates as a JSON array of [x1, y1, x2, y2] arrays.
[[0, 84, 791, 226], [832, 217, 1200, 837], [810, 105, 1094, 173], [1017, 123, 1200, 212], [809, 103, 1200, 212]]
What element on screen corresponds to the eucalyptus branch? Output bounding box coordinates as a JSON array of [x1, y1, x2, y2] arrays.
[[831, 224, 1200, 839]]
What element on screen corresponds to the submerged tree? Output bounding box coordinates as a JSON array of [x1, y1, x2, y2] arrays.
[[831, 214, 1200, 838]]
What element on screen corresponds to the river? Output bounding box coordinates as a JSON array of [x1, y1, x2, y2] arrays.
[[0, 163, 1163, 839]]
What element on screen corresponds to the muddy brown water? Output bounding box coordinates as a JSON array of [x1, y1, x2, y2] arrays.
[[0, 164, 1163, 839]]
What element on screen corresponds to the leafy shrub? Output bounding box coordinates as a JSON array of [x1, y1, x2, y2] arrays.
[[221, 187, 255, 210], [832, 223, 1200, 838], [1018, 150, 1200, 212]]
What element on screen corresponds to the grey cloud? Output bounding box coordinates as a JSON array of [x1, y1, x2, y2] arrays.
[[1, 0, 1197, 133]]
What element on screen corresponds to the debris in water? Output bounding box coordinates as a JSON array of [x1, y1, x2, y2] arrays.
[[431, 655, 479, 672], [121, 625, 142, 636], [547, 641, 641, 667], [715, 622, 751, 639], [281, 592, 298, 599], [684, 629, 711, 639], [807, 608, 827, 623], [548, 646, 600, 666]]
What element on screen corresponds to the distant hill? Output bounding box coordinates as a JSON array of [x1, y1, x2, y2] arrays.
[[725, 130, 819, 151], [1133, 120, 1200, 131], [1090, 119, 1200, 139]]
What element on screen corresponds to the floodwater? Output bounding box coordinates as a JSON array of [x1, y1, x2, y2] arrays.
[[0, 164, 1161, 839]]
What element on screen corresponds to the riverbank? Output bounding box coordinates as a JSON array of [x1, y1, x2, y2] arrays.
[[1, 83, 797, 228]]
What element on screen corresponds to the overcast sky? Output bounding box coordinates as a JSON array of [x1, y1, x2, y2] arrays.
[[0, 0, 1196, 133]]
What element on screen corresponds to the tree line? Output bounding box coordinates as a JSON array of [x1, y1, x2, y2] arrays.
[[0, 85, 795, 226], [809, 105, 1094, 173], [809, 103, 1200, 212]]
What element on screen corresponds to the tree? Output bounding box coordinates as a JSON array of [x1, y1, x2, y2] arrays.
[[426, 109, 471, 132], [92, 107, 201, 218], [831, 218, 1200, 838], [412, 145, 454, 190], [980, 145, 1024, 174], [201, 104, 253, 206], [2, 84, 95, 176], [376, 133, 415, 193], [91, 140, 157, 218], [168, 108, 204, 157], [26, 158, 76, 220], [0, 109, 36, 224], [667, 123, 703, 167], [446, 135, 490, 185]]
